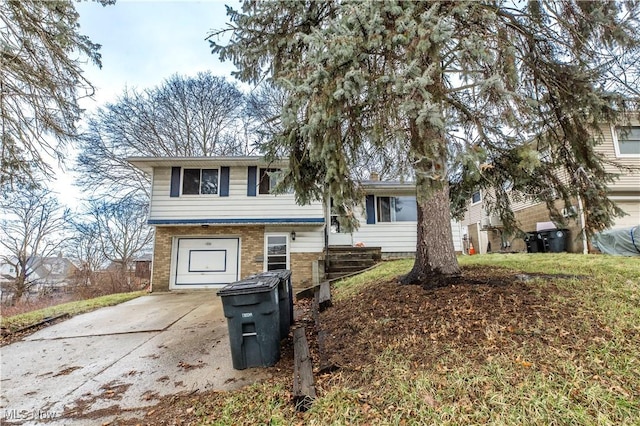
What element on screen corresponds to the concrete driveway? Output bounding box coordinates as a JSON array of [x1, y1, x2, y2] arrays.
[[0, 292, 270, 425]]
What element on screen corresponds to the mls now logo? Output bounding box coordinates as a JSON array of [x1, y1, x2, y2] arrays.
[[3, 409, 59, 421]]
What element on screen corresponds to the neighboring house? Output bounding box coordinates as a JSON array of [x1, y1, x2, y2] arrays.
[[128, 156, 464, 291], [461, 121, 640, 254], [134, 253, 152, 280], [0, 260, 17, 281], [0, 254, 79, 293]]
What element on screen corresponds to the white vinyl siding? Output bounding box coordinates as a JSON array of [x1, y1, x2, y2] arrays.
[[612, 201, 640, 229], [475, 124, 640, 216], [462, 199, 485, 226], [599, 124, 640, 191], [265, 226, 324, 253], [351, 205, 464, 253], [149, 167, 324, 223]]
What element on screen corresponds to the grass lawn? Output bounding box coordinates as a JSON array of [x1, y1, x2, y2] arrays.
[[0, 291, 146, 334]]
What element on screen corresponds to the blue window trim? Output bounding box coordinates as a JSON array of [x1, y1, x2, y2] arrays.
[[170, 167, 181, 197], [365, 195, 376, 224], [247, 166, 257, 196], [220, 167, 230, 197]]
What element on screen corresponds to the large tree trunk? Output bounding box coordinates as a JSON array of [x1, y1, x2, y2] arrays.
[[401, 180, 461, 286], [401, 124, 461, 287]]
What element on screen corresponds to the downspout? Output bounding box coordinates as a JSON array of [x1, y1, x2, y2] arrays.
[[323, 193, 330, 278], [577, 195, 588, 254]]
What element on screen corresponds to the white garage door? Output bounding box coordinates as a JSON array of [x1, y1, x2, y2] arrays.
[[613, 202, 640, 229], [172, 238, 239, 289]]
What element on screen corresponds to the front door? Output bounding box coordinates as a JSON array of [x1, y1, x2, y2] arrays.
[[265, 234, 290, 271], [327, 199, 353, 246]]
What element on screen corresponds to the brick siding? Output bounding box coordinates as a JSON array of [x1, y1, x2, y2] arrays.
[[151, 226, 317, 292], [290, 252, 323, 290], [482, 200, 584, 253]]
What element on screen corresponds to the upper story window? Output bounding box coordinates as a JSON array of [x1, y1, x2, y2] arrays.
[[614, 126, 640, 157], [182, 168, 218, 195], [471, 191, 482, 204], [258, 168, 279, 194], [377, 196, 417, 222], [259, 168, 292, 194]]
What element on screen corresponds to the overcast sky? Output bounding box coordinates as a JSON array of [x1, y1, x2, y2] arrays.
[[75, 0, 241, 108], [53, 0, 242, 203]]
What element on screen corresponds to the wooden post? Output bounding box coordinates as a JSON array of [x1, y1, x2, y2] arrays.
[[293, 327, 316, 412], [313, 282, 337, 374], [317, 281, 332, 312]]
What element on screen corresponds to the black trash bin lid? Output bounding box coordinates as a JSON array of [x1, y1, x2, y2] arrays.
[[217, 276, 279, 296], [247, 270, 292, 280]]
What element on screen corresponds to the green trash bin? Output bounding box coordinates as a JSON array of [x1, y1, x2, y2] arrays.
[[547, 229, 569, 252], [217, 276, 280, 370], [247, 270, 293, 340], [525, 232, 541, 253], [536, 230, 552, 252]]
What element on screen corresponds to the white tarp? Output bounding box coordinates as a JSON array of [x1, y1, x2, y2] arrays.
[[592, 226, 640, 256]]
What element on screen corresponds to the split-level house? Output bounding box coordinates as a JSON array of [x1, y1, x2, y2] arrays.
[[461, 120, 640, 254], [128, 157, 464, 291]]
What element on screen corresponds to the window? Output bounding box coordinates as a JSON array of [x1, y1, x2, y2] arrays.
[[376, 196, 417, 222], [471, 191, 481, 204], [182, 169, 218, 195], [266, 235, 288, 271], [259, 168, 281, 194], [330, 199, 343, 233], [258, 168, 292, 195], [614, 126, 640, 156]]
